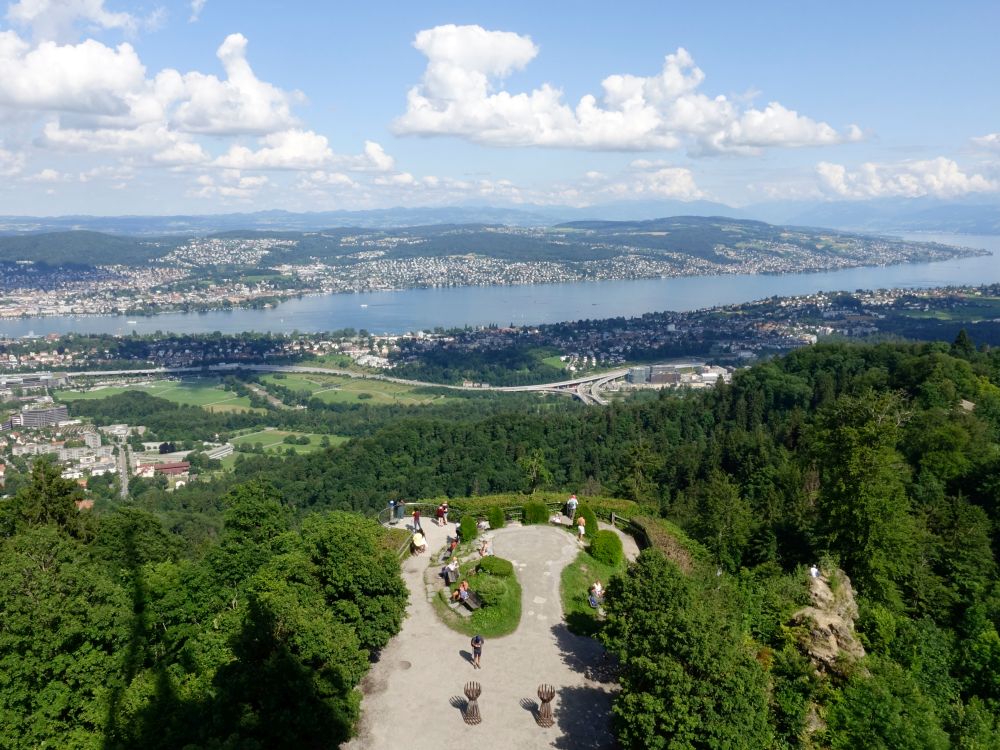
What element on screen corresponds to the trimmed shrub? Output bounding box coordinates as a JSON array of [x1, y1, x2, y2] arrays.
[[575, 504, 599, 539], [590, 529, 624, 566], [472, 575, 507, 607], [478, 556, 514, 578], [459, 515, 478, 542], [487, 505, 505, 530], [522, 501, 549, 525]]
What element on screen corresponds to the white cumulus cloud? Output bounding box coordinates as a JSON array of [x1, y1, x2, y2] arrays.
[[171, 33, 300, 135], [0, 32, 146, 113], [817, 158, 998, 199], [972, 133, 1000, 150], [191, 169, 269, 200], [215, 131, 397, 173], [394, 25, 861, 154], [214, 129, 333, 169], [6, 0, 136, 41]]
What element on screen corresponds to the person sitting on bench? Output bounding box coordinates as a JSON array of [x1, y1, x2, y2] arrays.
[[451, 580, 469, 602], [442, 559, 459, 584]]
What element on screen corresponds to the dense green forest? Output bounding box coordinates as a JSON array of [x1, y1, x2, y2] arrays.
[[204, 340, 1000, 746], [4, 338, 1000, 746], [0, 231, 181, 266], [0, 469, 407, 748]]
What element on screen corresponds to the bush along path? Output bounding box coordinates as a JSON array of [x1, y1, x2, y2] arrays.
[[345, 522, 618, 749]]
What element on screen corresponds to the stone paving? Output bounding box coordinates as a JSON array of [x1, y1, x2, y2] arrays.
[[344, 517, 632, 749]]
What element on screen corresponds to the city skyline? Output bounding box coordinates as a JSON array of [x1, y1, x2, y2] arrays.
[[0, 0, 997, 215]]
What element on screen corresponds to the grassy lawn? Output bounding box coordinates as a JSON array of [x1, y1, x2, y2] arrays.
[[58, 378, 260, 413], [560, 549, 626, 637], [260, 372, 453, 406], [230, 429, 345, 455], [541, 354, 568, 370], [306, 353, 364, 371], [432, 556, 522, 638], [897, 297, 1000, 321]]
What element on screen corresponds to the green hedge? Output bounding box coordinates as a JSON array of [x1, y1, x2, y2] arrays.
[[477, 556, 514, 577], [487, 505, 506, 530], [421, 493, 639, 519], [459, 515, 478, 541], [590, 529, 624, 566], [575, 504, 599, 539], [522, 501, 549, 525]]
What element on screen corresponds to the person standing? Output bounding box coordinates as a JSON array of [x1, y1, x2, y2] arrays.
[[395, 501, 405, 522], [413, 508, 422, 533], [442, 502, 449, 526], [566, 493, 579, 519], [471, 634, 484, 669], [577, 514, 586, 541]]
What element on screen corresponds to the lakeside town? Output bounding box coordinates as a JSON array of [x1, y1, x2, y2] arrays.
[[3, 283, 999, 380], [2, 276, 994, 503], [0, 222, 985, 318]]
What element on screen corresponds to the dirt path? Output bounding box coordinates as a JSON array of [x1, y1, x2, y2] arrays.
[[345, 522, 617, 749]]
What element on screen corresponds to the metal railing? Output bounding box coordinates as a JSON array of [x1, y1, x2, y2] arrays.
[[378, 500, 571, 527]]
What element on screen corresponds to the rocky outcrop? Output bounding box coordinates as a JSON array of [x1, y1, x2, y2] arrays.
[[790, 568, 865, 675]]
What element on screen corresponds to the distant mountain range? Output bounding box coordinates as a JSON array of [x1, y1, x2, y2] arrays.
[[0, 196, 996, 236]]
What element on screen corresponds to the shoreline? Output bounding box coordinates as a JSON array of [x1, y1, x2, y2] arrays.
[[0, 247, 988, 322]]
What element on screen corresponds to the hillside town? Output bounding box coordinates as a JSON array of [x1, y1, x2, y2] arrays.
[[0, 226, 984, 318]]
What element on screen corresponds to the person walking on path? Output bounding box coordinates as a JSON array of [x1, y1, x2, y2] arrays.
[[442, 502, 449, 526], [395, 501, 405, 523], [413, 508, 422, 533], [576, 514, 586, 541], [470, 635, 484, 669]]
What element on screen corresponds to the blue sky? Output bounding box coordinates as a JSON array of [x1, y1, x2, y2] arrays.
[[0, 0, 997, 214]]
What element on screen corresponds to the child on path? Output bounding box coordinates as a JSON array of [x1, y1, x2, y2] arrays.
[[471, 634, 484, 669], [577, 514, 586, 541], [413, 508, 422, 532]]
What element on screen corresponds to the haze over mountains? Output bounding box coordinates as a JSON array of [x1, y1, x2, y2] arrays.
[[0, 197, 996, 236]]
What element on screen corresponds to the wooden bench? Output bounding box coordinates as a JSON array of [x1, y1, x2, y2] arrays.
[[462, 591, 484, 612]]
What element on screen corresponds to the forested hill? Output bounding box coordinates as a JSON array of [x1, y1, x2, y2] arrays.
[[3, 339, 999, 746], [0, 216, 978, 268], [192, 339, 1000, 746], [0, 231, 182, 265]]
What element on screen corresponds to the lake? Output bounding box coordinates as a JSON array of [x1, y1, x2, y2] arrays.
[[3, 232, 1000, 337]]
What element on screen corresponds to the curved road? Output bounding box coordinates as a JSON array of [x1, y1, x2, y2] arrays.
[[60, 364, 630, 404]]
